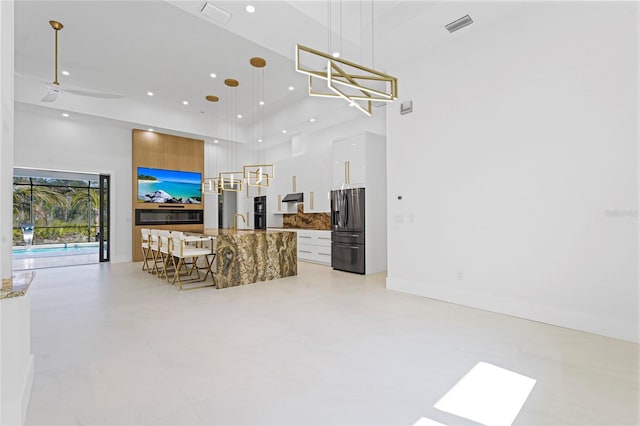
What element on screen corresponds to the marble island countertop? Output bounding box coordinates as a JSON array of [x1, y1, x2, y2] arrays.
[[1, 271, 36, 299], [202, 228, 297, 289]]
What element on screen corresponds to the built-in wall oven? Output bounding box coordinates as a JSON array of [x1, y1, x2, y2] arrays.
[[254, 196, 266, 230]]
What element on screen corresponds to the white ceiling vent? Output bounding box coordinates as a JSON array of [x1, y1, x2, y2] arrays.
[[444, 15, 473, 33], [200, 2, 232, 25]]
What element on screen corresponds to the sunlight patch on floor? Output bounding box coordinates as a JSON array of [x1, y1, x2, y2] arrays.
[[434, 361, 536, 426]]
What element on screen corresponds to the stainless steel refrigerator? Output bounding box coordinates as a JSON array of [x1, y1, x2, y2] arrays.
[[331, 188, 365, 274]]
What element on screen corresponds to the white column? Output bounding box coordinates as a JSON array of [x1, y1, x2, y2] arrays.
[[0, 0, 14, 281], [1, 2, 35, 425]]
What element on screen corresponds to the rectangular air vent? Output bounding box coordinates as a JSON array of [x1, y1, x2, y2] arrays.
[[445, 15, 473, 33], [201, 2, 231, 25]]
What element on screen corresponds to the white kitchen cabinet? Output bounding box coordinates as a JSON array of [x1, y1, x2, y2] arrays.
[[304, 147, 331, 213], [273, 157, 296, 214], [296, 229, 332, 265], [291, 154, 310, 198], [333, 133, 366, 188], [305, 189, 331, 213], [332, 132, 385, 190]]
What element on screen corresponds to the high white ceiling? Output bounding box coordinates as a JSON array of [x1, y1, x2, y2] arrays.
[[13, 0, 526, 144]]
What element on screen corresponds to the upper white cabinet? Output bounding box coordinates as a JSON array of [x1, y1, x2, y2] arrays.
[[333, 133, 366, 188], [304, 147, 331, 213], [272, 149, 332, 214], [332, 132, 384, 190], [273, 157, 296, 213]]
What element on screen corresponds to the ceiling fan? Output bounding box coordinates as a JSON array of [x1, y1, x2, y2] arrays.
[[42, 20, 123, 103]]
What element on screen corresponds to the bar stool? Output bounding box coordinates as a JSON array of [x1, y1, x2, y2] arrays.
[[170, 234, 217, 290]]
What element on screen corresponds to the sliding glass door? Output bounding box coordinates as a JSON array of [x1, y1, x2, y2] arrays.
[[99, 174, 110, 262]]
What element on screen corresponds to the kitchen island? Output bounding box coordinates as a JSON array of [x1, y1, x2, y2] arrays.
[[203, 229, 297, 289]]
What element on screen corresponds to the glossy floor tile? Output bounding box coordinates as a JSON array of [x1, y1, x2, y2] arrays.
[[13, 250, 98, 270], [24, 261, 639, 425]]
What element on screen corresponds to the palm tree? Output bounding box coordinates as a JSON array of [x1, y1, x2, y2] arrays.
[[12, 184, 70, 226], [70, 186, 100, 240]]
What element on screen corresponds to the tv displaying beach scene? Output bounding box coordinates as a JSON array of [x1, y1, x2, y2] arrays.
[[137, 167, 202, 204]]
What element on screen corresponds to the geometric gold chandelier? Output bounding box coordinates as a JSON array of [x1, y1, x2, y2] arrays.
[[295, 44, 398, 116], [243, 164, 274, 188]]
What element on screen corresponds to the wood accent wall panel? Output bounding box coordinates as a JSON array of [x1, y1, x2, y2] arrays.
[[132, 129, 205, 262]]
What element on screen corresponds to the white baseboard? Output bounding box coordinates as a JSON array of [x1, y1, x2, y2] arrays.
[[387, 276, 639, 343]]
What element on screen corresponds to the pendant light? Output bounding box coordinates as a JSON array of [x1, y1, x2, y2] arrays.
[[203, 95, 221, 195], [243, 56, 274, 189], [219, 78, 243, 192]]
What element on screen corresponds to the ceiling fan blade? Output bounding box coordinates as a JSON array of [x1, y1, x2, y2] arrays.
[[65, 89, 124, 99], [41, 86, 60, 102]]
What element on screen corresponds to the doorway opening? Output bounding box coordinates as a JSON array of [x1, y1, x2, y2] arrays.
[[218, 184, 238, 229], [12, 168, 110, 270]]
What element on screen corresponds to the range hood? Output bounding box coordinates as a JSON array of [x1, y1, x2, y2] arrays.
[[282, 192, 304, 202]]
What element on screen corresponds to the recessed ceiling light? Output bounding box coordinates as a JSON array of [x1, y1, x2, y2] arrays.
[[214, 139, 219, 144], [332, 52, 340, 58], [183, 100, 189, 105], [237, 114, 242, 119], [210, 73, 217, 78], [147, 91, 154, 96], [258, 138, 263, 143], [61, 70, 70, 76], [259, 101, 264, 106], [62, 113, 69, 117], [288, 86, 294, 91], [245, 5, 255, 13], [148, 128, 154, 132], [281, 129, 287, 134], [309, 118, 316, 122]]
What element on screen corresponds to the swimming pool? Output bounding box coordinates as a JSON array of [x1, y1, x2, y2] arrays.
[[12, 244, 99, 258]]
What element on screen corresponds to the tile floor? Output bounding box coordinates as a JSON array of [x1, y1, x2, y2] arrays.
[[13, 249, 98, 270], [24, 261, 639, 425]]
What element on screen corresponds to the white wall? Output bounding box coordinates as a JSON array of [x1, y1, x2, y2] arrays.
[[386, 2, 639, 342], [14, 107, 133, 263], [300, 112, 386, 154], [263, 112, 385, 162]]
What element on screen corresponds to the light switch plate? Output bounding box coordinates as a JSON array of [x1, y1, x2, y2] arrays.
[[400, 100, 413, 115]]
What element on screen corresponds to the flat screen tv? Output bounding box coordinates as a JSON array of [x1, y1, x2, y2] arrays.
[[137, 167, 202, 204]]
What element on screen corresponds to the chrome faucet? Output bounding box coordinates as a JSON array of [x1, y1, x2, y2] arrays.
[[232, 213, 246, 232]]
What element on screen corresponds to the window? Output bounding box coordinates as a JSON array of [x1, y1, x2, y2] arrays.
[[13, 176, 100, 246]]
